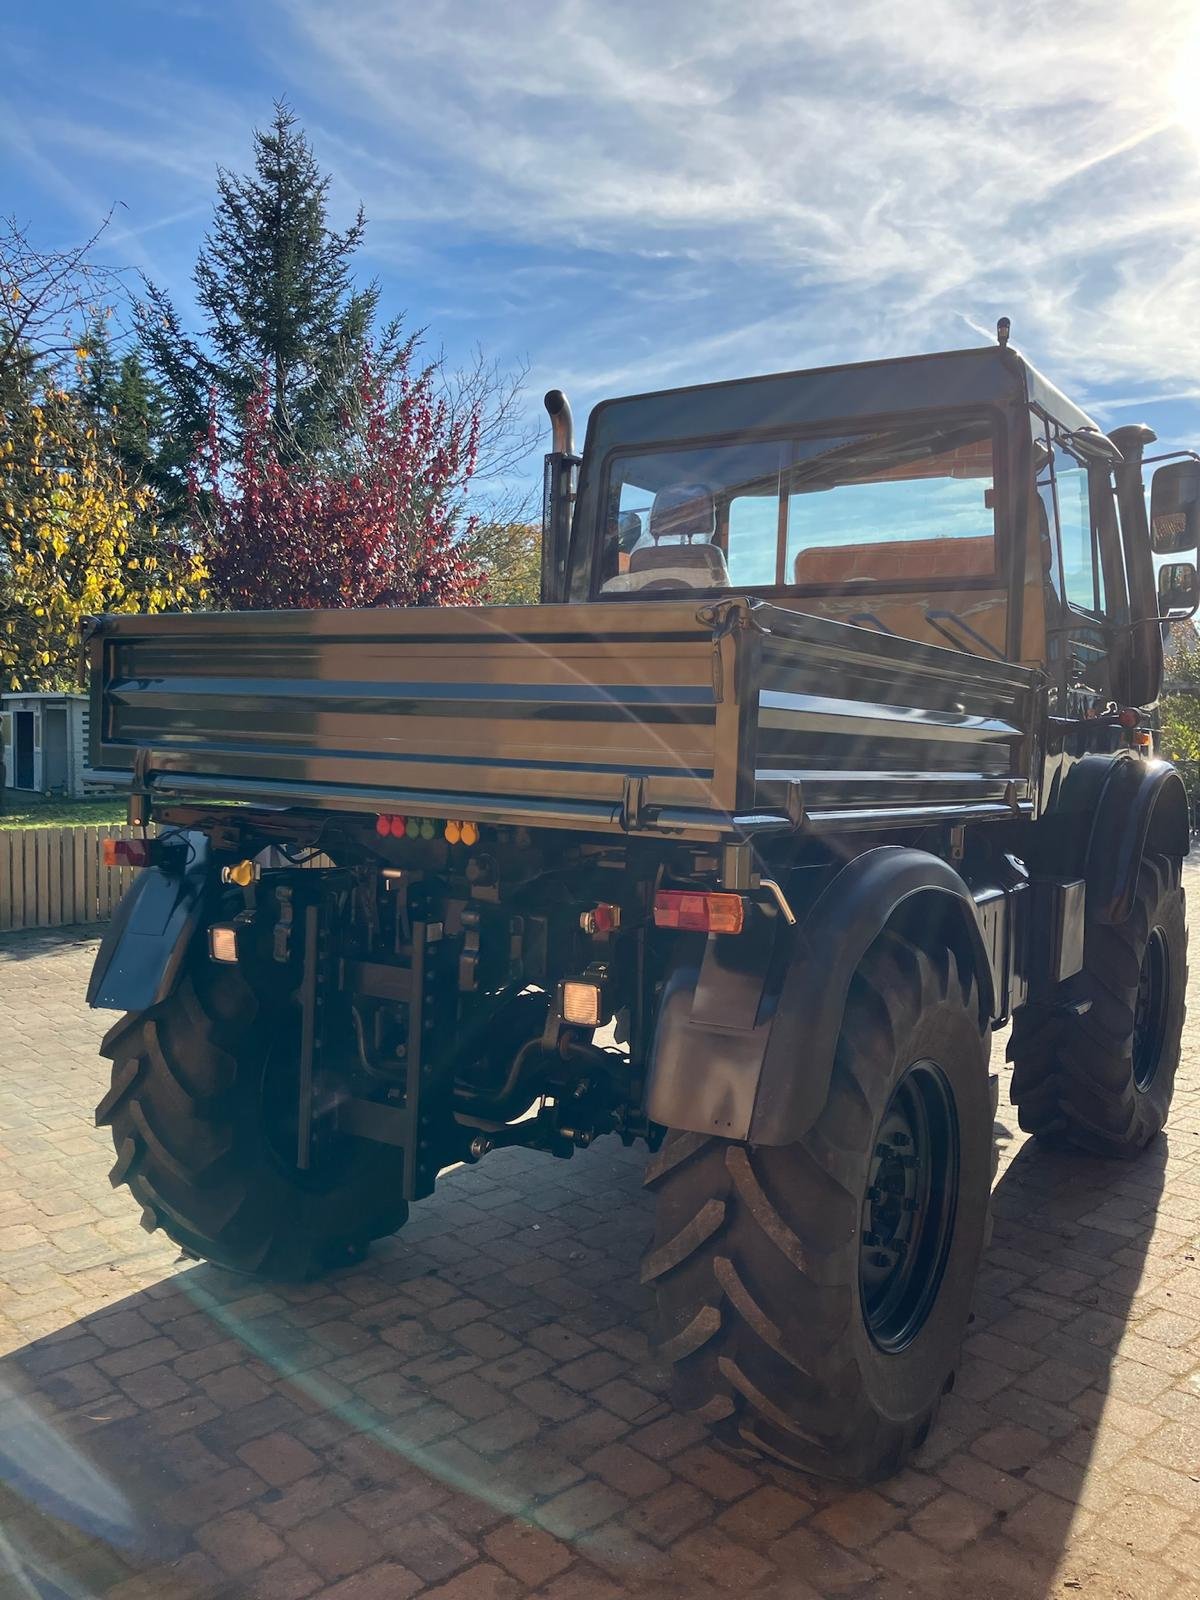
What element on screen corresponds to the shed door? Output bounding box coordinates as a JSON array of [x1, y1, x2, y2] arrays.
[[13, 711, 34, 789], [43, 707, 68, 793]]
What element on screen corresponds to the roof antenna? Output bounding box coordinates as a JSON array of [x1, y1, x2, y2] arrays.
[[997, 316, 1011, 348]]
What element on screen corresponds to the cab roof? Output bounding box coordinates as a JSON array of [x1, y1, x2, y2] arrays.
[[583, 344, 1101, 460]]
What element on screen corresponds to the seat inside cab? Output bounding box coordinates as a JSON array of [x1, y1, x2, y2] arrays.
[[601, 483, 731, 593]]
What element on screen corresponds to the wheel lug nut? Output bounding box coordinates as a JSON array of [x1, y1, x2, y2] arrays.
[[890, 1132, 911, 1146]]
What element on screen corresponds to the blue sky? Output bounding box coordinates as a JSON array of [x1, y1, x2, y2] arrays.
[[5, 0, 1200, 506]]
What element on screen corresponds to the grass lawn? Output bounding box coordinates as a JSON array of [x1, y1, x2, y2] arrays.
[[0, 793, 128, 830]]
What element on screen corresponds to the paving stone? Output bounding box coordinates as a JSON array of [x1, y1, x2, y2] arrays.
[[320, 1560, 424, 1599], [484, 1519, 574, 1586], [716, 1483, 812, 1542], [284, 1506, 386, 1580], [673, 1523, 775, 1589], [5, 892, 1200, 1599], [766, 1524, 876, 1590], [908, 1487, 1000, 1552], [623, 1480, 715, 1546], [244, 1554, 324, 1598], [382, 1512, 477, 1582], [420, 1563, 521, 1600], [237, 1429, 321, 1486], [583, 1440, 671, 1497], [194, 1508, 288, 1575], [810, 1489, 903, 1548], [671, 1443, 759, 1502], [535, 1480, 628, 1539]]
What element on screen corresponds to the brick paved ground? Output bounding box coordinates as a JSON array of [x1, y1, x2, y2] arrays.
[[1, 882, 1199, 1600]]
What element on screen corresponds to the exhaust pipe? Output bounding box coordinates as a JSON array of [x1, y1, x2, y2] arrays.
[[544, 389, 574, 457], [542, 389, 577, 604]]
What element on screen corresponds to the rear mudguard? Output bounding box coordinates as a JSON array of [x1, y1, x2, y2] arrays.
[[644, 846, 997, 1147], [86, 832, 210, 1013]]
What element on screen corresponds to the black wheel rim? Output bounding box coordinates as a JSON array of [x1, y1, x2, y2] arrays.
[[860, 1060, 960, 1353], [1133, 926, 1170, 1092]]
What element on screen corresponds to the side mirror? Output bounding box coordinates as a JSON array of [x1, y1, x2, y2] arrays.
[[1150, 460, 1200, 553], [1158, 560, 1200, 619]]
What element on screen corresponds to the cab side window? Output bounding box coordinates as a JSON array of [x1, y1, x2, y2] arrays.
[[1036, 419, 1107, 617], [1054, 444, 1103, 612]]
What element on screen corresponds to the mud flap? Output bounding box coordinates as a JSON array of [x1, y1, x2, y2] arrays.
[[86, 832, 210, 1012]]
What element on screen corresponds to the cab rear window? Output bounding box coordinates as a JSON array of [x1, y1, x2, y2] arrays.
[[596, 418, 997, 596]]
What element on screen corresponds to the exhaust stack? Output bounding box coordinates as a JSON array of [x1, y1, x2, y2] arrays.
[[544, 389, 574, 456], [541, 390, 578, 605]]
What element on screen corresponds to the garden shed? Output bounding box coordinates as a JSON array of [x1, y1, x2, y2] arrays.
[[0, 692, 91, 798]]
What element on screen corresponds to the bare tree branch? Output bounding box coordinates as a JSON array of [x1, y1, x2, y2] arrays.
[[0, 212, 122, 388]]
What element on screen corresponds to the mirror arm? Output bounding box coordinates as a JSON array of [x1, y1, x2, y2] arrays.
[[1115, 609, 1199, 635], [1144, 449, 1200, 465]]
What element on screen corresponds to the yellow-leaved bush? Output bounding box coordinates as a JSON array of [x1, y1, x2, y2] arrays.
[[0, 390, 206, 690]]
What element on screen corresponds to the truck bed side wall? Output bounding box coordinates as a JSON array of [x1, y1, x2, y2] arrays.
[[88, 604, 743, 832], [88, 601, 1040, 840]]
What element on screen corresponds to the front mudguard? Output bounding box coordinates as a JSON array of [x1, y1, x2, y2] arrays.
[[1030, 754, 1190, 925], [644, 846, 996, 1147], [87, 832, 210, 1013], [1087, 757, 1189, 924]]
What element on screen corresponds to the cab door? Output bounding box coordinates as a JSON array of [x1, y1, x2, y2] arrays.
[[1034, 417, 1127, 717]]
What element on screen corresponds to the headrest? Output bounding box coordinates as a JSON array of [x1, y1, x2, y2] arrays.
[[649, 483, 716, 543]]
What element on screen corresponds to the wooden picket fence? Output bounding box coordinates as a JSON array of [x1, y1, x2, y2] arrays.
[[0, 825, 156, 932]]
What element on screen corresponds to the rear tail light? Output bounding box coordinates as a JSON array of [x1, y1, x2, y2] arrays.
[[653, 890, 746, 935], [102, 838, 153, 869]]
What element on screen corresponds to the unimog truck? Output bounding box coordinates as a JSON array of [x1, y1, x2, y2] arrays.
[[84, 332, 1199, 1483]]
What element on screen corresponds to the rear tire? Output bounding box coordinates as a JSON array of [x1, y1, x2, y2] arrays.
[[96, 954, 409, 1280], [644, 930, 993, 1483], [1009, 853, 1187, 1157]]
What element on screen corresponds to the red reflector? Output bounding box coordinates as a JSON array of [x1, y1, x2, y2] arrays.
[[103, 838, 152, 869], [376, 815, 391, 836], [653, 890, 745, 935]]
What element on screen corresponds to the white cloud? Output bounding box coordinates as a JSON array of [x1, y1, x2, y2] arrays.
[[275, 0, 1200, 405], [7, 0, 1198, 448]]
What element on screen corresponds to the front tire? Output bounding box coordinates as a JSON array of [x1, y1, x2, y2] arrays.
[[96, 955, 409, 1280], [1009, 853, 1187, 1157], [644, 930, 993, 1483]]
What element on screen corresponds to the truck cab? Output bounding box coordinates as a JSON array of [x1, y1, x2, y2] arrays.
[[548, 342, 1199, 722]]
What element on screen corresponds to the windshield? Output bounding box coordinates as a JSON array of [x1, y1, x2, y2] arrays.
[[595, 416, 998, 597]]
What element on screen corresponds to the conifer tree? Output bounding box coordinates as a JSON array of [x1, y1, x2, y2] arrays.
[[137, 101, 399, 497], [77, 315, 165, 490]]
